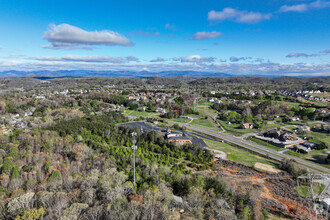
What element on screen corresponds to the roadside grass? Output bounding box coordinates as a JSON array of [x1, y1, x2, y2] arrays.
[[295, 183, 326, 197], [218, 120, 256, 136], [284, 149, 330, 169], [203, 138, 279, 167], [246, 137, 282, 151], [190, 117, 219, 131]]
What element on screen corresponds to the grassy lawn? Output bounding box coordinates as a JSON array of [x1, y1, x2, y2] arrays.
[[219, 120, 256, 136], [264, 123, 283, 129], [307, 92, 329, 98], [284, 149, 330, 169], [197, 99, 218, 117], [246, 137, 282, 151], [309, 131, 330, 145], [278, 101, 301, 107], [204, 138, 279, 167], [125, 110, 159, 117], [295, 183, 325, 197], [282, 125, 297, 132], [190, 117, 219, 131], [169, 117, 191, 123]]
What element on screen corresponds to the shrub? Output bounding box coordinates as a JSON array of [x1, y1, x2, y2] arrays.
[[11, 166, 20, 179], [44, 161, 52, 173], [48, 170, 62, 182], [14, 207, 45, 220], [2, 160, 14, 175]]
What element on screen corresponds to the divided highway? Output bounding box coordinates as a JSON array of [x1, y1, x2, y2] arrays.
[[168, 121, 330, 174]]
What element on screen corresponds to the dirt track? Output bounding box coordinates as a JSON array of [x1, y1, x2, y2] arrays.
[[215, 160, 316, 219]]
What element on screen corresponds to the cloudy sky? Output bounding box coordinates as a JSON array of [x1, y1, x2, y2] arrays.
[[0, 0, 329, 76]]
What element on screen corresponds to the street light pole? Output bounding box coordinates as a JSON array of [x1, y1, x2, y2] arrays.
[[131, 132, 137, 186]]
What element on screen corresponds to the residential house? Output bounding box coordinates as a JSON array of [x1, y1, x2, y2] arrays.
[[156, 107, 166, 113], [240, 123, 253, 129]]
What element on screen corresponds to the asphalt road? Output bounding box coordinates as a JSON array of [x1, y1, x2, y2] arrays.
[[168, 121, 330, 174]]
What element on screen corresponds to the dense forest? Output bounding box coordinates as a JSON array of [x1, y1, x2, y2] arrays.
[[0, 76, 329, 91], [0, 111, 253, 219]]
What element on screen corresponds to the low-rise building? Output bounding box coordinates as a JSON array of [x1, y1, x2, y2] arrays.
[[288, 117, 300, 121], [156, 108, 166, 113], [168, 136, 192, 145], [240, 123, 253, 129]]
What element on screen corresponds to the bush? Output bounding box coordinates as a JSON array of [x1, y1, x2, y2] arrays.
[[2, 160, 14, 175], [14, 207, 45, 220], [11, 166, 20, 179], [48, 170, 62, 182], [44, 161, 52, 173], [316, 142, 327, 150]]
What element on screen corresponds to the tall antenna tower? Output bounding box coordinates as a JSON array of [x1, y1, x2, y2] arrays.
[[297, 170, 330, 219]]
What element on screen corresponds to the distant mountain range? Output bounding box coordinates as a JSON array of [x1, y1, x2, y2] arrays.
[[0, 70, 233, 78], [0, 70, 325, 77]]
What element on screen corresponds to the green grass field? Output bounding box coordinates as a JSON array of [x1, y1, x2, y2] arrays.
[[197, 98, 218, 117], [190, 117, 218, 130], [204, 138, 278, 167], [246, 137, 282, 151], [169, 117, 191, 123], [125, 110, 160, 117], [295, 183, 325, 197], [307, 92, 329, 98], [284, 148, 330, 169], [219, 120, 256, 136], [309, 131, 330, 145]]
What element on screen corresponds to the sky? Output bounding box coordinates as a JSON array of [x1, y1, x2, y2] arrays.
[[0, 0, 329, 76]]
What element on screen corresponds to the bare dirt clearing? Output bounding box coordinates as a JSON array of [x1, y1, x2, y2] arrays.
[[215, 160, 315, 219], [254, 162, 282, 174]]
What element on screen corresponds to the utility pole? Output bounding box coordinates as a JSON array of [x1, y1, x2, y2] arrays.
[[131, 132, 137, 186]]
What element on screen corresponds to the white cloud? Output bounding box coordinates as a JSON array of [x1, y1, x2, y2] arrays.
[[0, 60, 330, 76], [279, 0, 330, 12], [287, 49, 330, 58], [310, 0, 330, 8], [43, 23, 133, 50], [229, 56, 252, 62], [30, 55, 139, 63], [208, 8, 271, 24], [279, 4, 308, 12], [286, 53, 312, 58], [150, 57, 166, 62], [177, 55, 216, 63], [191, 31, 223, 40], [165, 24, 177, 31]]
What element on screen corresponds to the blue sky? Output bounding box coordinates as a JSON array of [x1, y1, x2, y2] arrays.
[[0, 0, 329, 76]]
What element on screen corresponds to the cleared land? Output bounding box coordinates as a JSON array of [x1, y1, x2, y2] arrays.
[[204, 138, 278, 167], [254, 162, 282, 174]]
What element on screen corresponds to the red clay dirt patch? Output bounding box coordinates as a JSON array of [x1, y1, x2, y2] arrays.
[[214, 160, 315, 219]]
